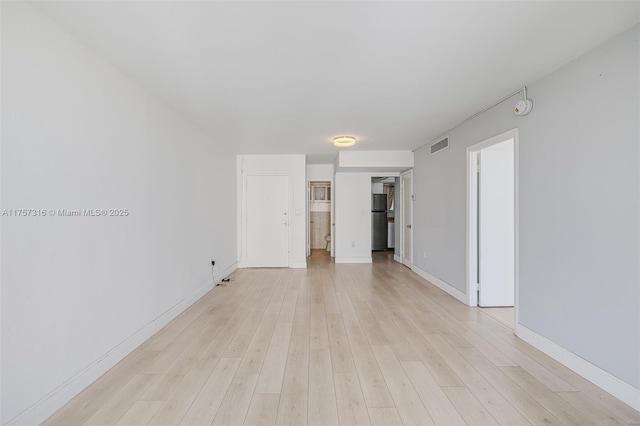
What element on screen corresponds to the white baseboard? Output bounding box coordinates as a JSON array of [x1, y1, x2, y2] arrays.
[[411, 265, 468, 305], [335, 257, 372, 264], [215, 262, 238, 283], [393, 254, 401, 263], [515, 323, 640, 411], [8, 262, 237, 426], [290, 262, 307, 269]]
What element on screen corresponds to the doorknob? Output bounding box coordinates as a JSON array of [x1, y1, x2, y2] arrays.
[[407, 225, 412, 228]]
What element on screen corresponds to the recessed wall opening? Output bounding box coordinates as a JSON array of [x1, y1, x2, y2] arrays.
[[467, 129, 518, 329], [308, 181, 332, 257], [371, 177, 397, 259]]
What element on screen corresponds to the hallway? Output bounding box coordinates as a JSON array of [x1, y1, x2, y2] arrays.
[[46, 253, 639, 425]]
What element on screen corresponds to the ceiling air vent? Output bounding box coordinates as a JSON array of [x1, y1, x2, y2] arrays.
[[430, 137, 449, 155]]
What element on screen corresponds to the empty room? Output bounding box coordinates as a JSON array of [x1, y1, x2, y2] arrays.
[[1, 1, 639, 425]]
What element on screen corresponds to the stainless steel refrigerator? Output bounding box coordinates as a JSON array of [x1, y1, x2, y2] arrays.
[[371, 194, 388, 251]]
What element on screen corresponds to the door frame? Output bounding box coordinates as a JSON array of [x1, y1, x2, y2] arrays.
[[400, 170, 413, 267], [466, 129, 519, 320], [242, 171, 291, 267], [306, 179, 333, 257]]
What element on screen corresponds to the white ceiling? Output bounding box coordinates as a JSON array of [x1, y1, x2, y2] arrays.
[[34, 1, 639, 163]]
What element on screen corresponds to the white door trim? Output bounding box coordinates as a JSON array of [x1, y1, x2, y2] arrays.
[[306, 179, 333, 257], [242, 171, 291, 268], [466, 128, 519, 323], [400, 170, 413, 268]]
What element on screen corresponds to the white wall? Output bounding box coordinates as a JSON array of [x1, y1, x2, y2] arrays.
[[412, 25, 639, 392], [306, 163, 334, 181], [336, 150, 413, 171], [1, 3, 237, 424], [334, 173, 372, 263], [307, 164, 333, 214], [237, 155, 307, 268]]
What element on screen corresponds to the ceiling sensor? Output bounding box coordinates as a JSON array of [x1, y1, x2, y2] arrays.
[[514, 86, 533, 116]]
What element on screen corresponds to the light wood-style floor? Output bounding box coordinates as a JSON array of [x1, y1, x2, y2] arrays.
[[479, 308, 514, 330], [310, 249, 331, 258], [46, 252, 640, 425]]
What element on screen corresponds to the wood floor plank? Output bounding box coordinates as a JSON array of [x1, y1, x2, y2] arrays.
[[326, 313, 357, 373], [83, 374, 157, 425], [254, 285, 298, 393], [466, 321, 576, 392], [424, 334, 530, 425], [321, 272, 341, 315], [365, 299, 419, 362], [44, 372, 140, 426], [394, 317, 464, 387], [140, 314, 211, 374], [456, 347, 562, 425], [212, 373, 259, 425], [371, 345, 434, 425], [442, 386, 498, 426], [237, 297, 285, 374], [310, 302, 330, 350], [352, 300, 390, 346], [308, 348, 339, 426], [501, 366, 598, 425], [179, 357, 242, 425], [480, 308, 514, 330], [141, 319, 225, 401], [496, 332, 640, 424], [367, 407, 404, 426], [115, 401, 163, 425], [276, 289, 310, 426], [254, 321, 294, 394], [556, 391, 628, 425], [334, 373, 371, 426], [244, 394, 280, 426], [224, 286, 276, 358], [344, 326, 395, 408], [400, 361, 466, 425], [147, 337, 232, 425]]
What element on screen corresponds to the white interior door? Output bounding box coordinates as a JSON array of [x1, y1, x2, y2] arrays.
[[478, 140, 514, 307], [402, 172, 412, 267], [245, 175, 289, 267]]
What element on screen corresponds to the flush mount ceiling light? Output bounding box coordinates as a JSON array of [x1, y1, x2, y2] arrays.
[[333, 136, 356, 147]]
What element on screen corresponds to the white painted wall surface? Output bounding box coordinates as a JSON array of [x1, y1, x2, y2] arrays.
[[337, 150, 413, 170], [412, 25, 639, 389], [1, 3, 237, 423], [334, 173, 372, 263], [237, 155, 307, 268], [306, 163, 334, 181]]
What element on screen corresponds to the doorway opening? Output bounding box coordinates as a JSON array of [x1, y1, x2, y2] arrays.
[[467, 129, 518, 328], [308, 181, 332, 258], [371, 177, 396, 259]]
